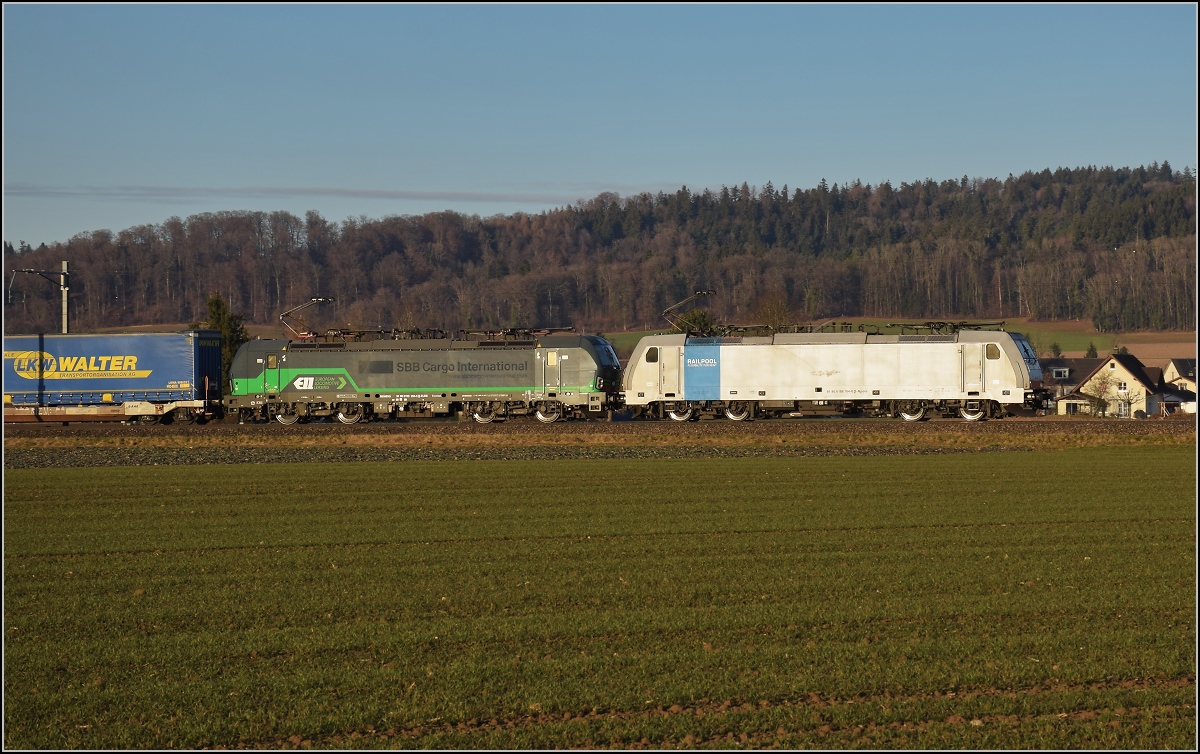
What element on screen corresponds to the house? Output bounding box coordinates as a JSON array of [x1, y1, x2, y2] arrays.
[[1060, 354, 1164, 418], [1055, 390, 1096, 416], [1158, 382, 1197, 415], [1040, 358, 1106, 399], [1163, 358, 1197, 393]]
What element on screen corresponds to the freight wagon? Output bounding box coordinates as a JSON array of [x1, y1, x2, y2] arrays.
[[3, 330, 223, 423], [223, 330, 622, 424], [622, 329, 1044, 421]]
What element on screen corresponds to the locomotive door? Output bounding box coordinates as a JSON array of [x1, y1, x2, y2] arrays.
[[265, 353, 281, 396], [660, 346, 680, 397], [544, 350, 560, 392], [962, 344, 983, 393]]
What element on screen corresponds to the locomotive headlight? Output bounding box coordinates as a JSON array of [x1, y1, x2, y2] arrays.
[[596, 377, 604, 389]]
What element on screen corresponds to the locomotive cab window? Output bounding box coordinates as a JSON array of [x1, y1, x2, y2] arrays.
[[267, 355, 277, 369], [646, 347, 659, 363], [985, 344, 1000, 360]]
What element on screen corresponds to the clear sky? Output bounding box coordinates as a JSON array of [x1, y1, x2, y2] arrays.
[[3, 3, 1197, 247]]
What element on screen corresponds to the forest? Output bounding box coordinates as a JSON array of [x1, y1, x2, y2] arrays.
[[4, 162, 1196, 336]]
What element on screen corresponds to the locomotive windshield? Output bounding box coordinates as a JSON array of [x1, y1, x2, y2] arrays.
[[584, 336, 621, 367], [1014, 337, 1037, 361], [597, 344, 619, 367], [1011, 334, 1044, 381]]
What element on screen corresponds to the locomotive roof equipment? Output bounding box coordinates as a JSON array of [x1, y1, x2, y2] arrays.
[[279, 297, 335, 339], [662, 290, 717, 333]]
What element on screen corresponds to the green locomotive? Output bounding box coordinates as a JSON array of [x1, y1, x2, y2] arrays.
[[223, 329, 622, 424]]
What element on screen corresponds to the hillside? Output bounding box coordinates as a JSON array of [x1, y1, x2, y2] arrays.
[[4, 163, 1195, 335]]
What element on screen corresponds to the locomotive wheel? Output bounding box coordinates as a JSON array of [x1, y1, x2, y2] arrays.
[[275, 408, 300, 425], [667, 407, 694, 422], [535, 403, 562, 423], [472, 405, 497, 424], [336, 403, 364, 424], [959, 405, 987, 422], [897, 401, 925, 422], [724, 402, 752, 421]]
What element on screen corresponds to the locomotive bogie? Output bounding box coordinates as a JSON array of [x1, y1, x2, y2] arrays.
[[621, 330, 1044, 420]]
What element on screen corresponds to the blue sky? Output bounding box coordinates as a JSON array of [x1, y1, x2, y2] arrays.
[[3, 3, 1196, 247]]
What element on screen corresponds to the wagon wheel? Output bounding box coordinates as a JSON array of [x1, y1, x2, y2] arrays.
[[135, 414, 160, 426], [667, 406, 694, 422], [724, 402, 752, 421], [275, 406, 300, 425], [959, 405, 987, 422], [472, 403, 497, 424], [336, 403, 364, 425], [897, 401, 925, 422], [535, 402, 562, 423]]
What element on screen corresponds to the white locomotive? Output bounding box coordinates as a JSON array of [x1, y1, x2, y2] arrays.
[[621, 327, 1044, 421]]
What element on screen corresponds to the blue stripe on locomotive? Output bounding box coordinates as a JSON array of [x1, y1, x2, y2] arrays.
[[683, 341, 721, 400], [3, 331, 222, 405]]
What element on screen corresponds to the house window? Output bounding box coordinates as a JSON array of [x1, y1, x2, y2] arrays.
[[1052, 368, 1069, 379], [1109, 363, 1116, 370], [1115, 402, 1131, 418], [1117, 381, 1127, 393]]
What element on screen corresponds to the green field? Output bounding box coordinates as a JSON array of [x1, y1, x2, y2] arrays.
[[4, 449, 1195, 748]]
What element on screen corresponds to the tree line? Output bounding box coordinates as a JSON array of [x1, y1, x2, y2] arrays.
[[4, 162, 1195, 336]]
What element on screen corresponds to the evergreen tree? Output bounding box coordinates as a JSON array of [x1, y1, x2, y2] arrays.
[[191, 294, 250, 389], [1085, 342, 1098, 358], [674, 309, 720, 337]]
